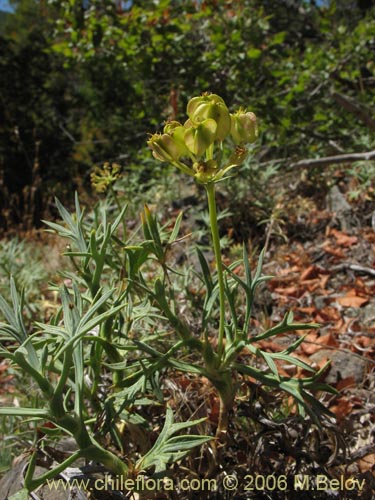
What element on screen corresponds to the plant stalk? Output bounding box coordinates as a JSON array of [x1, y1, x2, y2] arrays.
[[205, 182, 225, 360]]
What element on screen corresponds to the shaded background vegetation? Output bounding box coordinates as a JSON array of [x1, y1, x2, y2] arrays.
[[0, 0, 374, 234]]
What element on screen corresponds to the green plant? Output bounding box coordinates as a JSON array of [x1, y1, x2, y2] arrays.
[[0, 238, 48, 318], [0, 223, 209, 495], [146, 92, 336, 436], [0, 93, 336, 497], [347, 160, 375, 201]]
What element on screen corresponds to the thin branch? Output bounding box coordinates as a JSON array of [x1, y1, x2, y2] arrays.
[[331, 91, 375, 132], [332, 262, 375, 278], [348, 443, 375, 462], [290, 150, 375, 169]]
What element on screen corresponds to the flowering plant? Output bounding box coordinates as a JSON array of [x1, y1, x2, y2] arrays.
[[147, 93, 335, 436], [0, 93, 335, 497]]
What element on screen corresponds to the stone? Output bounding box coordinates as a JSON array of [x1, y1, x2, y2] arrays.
[[325, 185, 354, 231], [310, 348, 368, 384], [360, 303, 375, 326]]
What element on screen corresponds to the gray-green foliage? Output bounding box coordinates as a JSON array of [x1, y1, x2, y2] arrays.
[[0, 194, 212, 492], [0, 238, 48, 317], [0, 184, 335, 493]]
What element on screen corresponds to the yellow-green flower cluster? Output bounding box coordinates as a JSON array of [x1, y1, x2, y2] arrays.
[[147, 93, 258, 184], [91, 162, 121, 193]]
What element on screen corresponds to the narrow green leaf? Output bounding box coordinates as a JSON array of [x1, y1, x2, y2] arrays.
[[161, 435, 210, 453], [252, 313, 319, 342], [43, 220, 72, 237], [261, 352, 280, 380], [253, 248, 266, 283], [168, 211, 183, 244], [224, 280, 238, 333], [78, 288, 115, 329], [0, 407, 50, 418], [79, 303, 125, 337], [243, 243, 252, 289], [196, 247, 213, 293], [0, 294, 16, 329], [111, 204, 128, 234], [271, 352, 315, 372], [137, 407, 209, 473]]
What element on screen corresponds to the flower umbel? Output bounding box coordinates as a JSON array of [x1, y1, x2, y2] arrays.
[[91, 163, 121, 193], [147, 92, 258, 185]]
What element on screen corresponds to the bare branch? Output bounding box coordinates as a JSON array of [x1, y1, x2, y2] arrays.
[[291, 150, 375, 169]]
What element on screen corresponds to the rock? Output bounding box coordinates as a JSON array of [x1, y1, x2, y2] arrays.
[[326, 185, 352, 213], [325, 185, 354, 231], [310, 348, 368, 384], [360, 303, 375, 326], [0, 456, 29, 500]]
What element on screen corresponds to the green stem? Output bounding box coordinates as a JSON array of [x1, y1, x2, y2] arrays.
[[172, 160, 195, 177], [26, 443, 129, 492], [205, 182, 225, 360], [109, 184, 127, 240]]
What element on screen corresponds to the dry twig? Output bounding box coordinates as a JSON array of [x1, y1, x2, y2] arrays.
[[291, 150, 375, 169]]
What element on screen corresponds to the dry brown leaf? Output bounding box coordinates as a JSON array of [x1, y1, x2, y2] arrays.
[[335, 376, 356, 391], [329, 396, 354, 420], [315, 306, 341, 323], [279, 265, 301, 275], [300, 332, 322, 355], [337, 290, 369, 308], [354, 336, 375, 349], [330, 229, 358, 247], [301, 278, 321, 292], [273, 285, 301, 297], [358, 453, 375, 473], [322, 245, 346, 259], [319, 274, 330, 289], [297, 306, 316, 315], [300, 265, 319, 281], [317, 332, 338, 347], [300, 331, 338, 355], [330, 318, 346, 333]]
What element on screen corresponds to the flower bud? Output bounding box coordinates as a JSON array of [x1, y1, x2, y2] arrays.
[[184, 119, 217, 157], [163, 120, 182, 134], [230, 109, 258, 145], [187, 93, 231, 141], [163, 121, 190, 157], [147, 131, 187, 162]]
